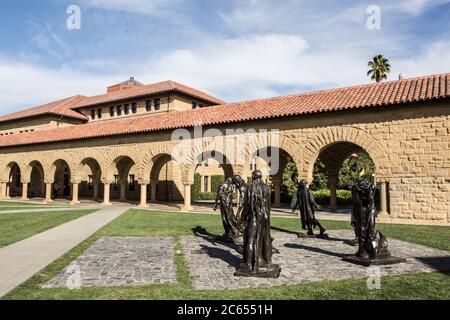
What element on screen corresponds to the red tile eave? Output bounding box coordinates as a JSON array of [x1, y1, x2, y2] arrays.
[[1, 96, 447, 149], [1, 72, 449, 149]]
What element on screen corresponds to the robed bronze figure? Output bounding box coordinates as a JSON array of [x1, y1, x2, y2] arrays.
[[234, 170, 280, 278], [292, 180, 327, 237], [214, 177, 243, 242], [343, 178, 406, 266]]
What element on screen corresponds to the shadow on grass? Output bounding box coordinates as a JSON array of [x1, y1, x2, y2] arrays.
[[416, 257, 450, 273]]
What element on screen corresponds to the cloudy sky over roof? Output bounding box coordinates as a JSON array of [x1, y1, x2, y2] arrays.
[[0, 0, 449, 114]]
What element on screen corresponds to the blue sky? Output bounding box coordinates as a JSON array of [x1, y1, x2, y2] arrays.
[[0, 0, 449, 114]]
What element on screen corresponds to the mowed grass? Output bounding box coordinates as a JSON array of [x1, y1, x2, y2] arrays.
[[2, 209, 449, 300], [0, 209, 97, 248], [0, 201, 66, 211]]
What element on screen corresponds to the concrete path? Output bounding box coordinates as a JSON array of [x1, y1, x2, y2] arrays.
[[0, 205, 130, 297]]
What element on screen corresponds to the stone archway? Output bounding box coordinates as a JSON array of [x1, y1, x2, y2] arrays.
[[24, 161, 45, 199]]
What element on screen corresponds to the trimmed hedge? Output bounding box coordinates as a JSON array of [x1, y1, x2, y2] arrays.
[[313, 189, 353, 206], [192, 174, 225, 201]]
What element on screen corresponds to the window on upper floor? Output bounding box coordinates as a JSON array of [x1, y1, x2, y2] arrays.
[[91, 110, 96, 120], [154, 98, 161, 111], [97, 109, 102, 119], [192, 102, 198, 109], [117, 105, 122, 116], [199, 104, 204, 108], [145, 100, 152, 111], [124, 104, 130, 115], [110, 106, 115, 117], [131, 102, 137, 114]]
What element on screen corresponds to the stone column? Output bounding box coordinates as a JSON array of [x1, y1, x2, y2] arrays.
[[150, 181, 158, 203], [378, 180, 390, 221], [119, 180, 127, 201], [70, 182, 80, 205], [93, 181, 99, 201], [272, 177, 281, 208], [5, 182, 11, 199], [138, 181, 149, 208], [21, 181, 29, 201], [181, 183, 193, 212], [102, 182, 112, 206], [43, 182, 53, 204], [328, 173, 339, 211], [0, 182, 6, 200]]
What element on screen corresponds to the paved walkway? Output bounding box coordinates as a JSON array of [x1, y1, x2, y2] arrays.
[[0, 205, 130, 297]]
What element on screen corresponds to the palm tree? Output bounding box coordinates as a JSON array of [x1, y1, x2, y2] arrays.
[[367, 54, 391, 83]]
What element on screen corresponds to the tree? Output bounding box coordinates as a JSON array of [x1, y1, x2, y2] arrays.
[[367, 54, 391, 83]]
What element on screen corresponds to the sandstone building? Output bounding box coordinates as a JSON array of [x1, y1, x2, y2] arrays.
[[0, 73, 449, 225]]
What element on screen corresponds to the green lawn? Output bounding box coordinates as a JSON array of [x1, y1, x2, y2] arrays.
[[0, 209, 97, 248], [0, 201, 66, 211], [2, 209, 449, 300]]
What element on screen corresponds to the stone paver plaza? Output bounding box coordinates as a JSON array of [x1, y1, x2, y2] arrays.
[[44, 231, 450, 290], [44, 237, 177, 288]]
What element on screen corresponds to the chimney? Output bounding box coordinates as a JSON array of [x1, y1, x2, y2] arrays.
[[398, 73, 404, 80], [107, 76, 143, 93]]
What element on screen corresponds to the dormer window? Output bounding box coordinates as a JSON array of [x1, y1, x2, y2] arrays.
[[154, 98, 161, 111], [131, 102, 137, 114], [145, 100, 152, 111], [91, 110, 96, 120], [97, 109, 102, 119], [110, 106, 115, 117], [117, 105, 122, 116], [192, 102, 198, 109], [124, 104, 130, 115]]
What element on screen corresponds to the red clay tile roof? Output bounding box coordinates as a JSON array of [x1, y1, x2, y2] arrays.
[[73, 80, 226, 108], [0, 72, 449, 148], [0, 96, 88, 124]]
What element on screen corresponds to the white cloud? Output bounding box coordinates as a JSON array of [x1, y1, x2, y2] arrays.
[[387, 0, 450, 16], [392, 41, 450, 78], [138, 34, 369, 101], [80, 0, 178, 15], [0, 58, 123, 114]]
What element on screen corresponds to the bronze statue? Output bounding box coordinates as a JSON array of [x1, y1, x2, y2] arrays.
[[214, 177, 243, 242], [343, 178, 406, 266], [231, 175, 248, 222], [235, 170, 280, 278], [292, 180, 327, 238]]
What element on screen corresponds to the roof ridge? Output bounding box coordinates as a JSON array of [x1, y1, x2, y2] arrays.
[[217, 72, 450, 107]]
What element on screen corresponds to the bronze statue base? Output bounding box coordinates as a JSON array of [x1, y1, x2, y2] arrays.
[[297, 232, 329, 239], [343, 255, 406, 267], [234, 264, 281, 278]]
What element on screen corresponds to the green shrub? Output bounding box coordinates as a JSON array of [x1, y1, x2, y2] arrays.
[[211, 175, 224, 194], [195, 192, 216, 201], [313, 189, 352, 206]]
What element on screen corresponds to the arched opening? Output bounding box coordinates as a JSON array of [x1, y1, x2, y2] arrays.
[[26, 161, 45, 199], [51, 160, 72, 199], [311, 142, 377, 212], [150, 154, 183, 202], [5, 162, 22, 198], [110, 156, 137, 202], [250, 147, 298, 208], [78, 158, 103, 202], [192, 151, 234, 203]]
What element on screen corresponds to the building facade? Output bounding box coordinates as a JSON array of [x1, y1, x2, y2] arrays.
[[0, 74, 449, 225]]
